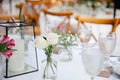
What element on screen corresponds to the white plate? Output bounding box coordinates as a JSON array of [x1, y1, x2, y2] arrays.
[[113, 63, 120, 75]]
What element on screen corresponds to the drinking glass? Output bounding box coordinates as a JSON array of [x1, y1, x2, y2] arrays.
[[99, 32, 116, 66], [82, 47, 105, 80], [78, 26, 91, 54]]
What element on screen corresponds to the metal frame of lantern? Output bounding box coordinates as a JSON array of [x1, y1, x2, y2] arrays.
[[0, 21, 39, 78]]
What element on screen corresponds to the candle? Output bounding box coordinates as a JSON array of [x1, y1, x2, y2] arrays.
[[9, 39, 25, 72]]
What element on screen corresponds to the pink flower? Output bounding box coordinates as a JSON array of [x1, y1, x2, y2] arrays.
[[0, 35, 9, 43], [3, 50, 13, 58], [7, 39, 15, 48], [57, 26, 65, 32]]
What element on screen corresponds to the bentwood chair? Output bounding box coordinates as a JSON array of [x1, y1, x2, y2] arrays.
[[0, 2, 28, 21], [41, 8, 73, 33], [60, 0, 77, 4], [16, 0, 62, 35], [26, 0, 62, 8], [75, 16, 120, 42], [15, 1, 44, 35]]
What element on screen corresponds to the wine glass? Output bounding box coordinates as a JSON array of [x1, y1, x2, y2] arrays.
[[99, 32, 116, 66], [78, 26, 91, 54], [82, 47, 105, 80]]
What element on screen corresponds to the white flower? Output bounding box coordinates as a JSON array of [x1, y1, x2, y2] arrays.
[[34, 36, 48, 49], [46, 32, 59, 45], [34, 32, 59, 50], [67, 36, 70, 42]]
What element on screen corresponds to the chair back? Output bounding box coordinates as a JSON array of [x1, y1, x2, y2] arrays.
[[24, 0, 62, 35], [76, 16, 120, 32], [75, 16, 120, 41], [42, 8, 73, 33], [16, 0, 47, 35]]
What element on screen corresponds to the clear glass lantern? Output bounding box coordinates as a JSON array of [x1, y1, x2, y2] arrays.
[[0, 20, 38, 78]]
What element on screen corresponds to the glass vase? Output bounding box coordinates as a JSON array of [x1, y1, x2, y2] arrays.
[[41, 55, 57, 80], [58, 46, 72, 62]]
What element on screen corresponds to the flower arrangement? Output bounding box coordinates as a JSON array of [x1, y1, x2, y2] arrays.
[[55, 26, 79, 48], [35, 32, 59, 55], [55, 26, 79, 61], [0, 35, 15, 58], [58, 32, 79, 48], [35, 32, 59, 79]]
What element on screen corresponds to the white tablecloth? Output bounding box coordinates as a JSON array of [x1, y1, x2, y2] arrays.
[[5, 47, 120, 80]]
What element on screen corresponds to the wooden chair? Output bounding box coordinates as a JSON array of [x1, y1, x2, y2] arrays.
[[75, 16, 120, 42], [15, 1, 44, 35], [60, 0, 77, 4], [26, 0, 62, 8], [0, 2, 30, 21], [16, 0, 62, 35], [24, 0, 54, 35], [41, 8, 73, 33]]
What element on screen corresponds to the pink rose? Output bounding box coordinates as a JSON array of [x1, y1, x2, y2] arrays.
[[3, 50, 13, 58], [0, 35, 10, 43], [7, 39, 15, 48]]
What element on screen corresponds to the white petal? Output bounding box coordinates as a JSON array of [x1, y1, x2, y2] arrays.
[[46, 32, 59, 45], [34, 36, 48, 49]]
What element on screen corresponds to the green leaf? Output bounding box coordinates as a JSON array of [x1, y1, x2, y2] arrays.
[[11, 49, 17, 51], [0, 43, 7, 52]]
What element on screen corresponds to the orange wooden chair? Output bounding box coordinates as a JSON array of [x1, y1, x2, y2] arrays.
[[0, 2, 30, 21], [26, 0, 62, 8], [42, 8, 73, 33], [16, 0, 62, 35], [15, 1, 44, 35], [75, 16, 120, 42]]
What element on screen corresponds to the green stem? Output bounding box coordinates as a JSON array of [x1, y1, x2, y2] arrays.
[[48, 57, 56, 74], [53, 61, 57, 68], [43, 59, 49, 78], [50, 61, 55, 74], [43, 56, 56, 78]]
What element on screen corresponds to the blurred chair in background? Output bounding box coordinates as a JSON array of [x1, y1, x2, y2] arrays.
[[75, 16, 120, 41], [15, 0, 63, 35], [15, 1, 45, 35], [0, 2, 25, 20], [60, 0, 77, 4], [41, 8, 73, 34]]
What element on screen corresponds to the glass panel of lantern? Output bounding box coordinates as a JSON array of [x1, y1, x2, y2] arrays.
[[0, 20, 38, 78]]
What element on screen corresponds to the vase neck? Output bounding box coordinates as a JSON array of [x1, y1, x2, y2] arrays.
[[47, 56, 52, 61]]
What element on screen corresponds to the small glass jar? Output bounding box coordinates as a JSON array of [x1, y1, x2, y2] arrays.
[[58, 46, 72, 62], [41, 55, 57, 80]]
